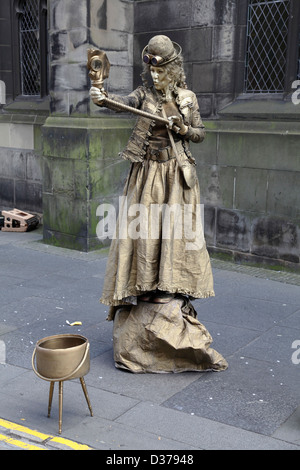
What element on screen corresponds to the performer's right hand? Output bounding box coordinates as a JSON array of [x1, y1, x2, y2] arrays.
[[89, 86, 107, 105]]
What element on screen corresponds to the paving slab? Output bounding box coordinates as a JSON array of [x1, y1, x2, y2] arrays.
[[0, 228, 299, 450], [86, 352, 202, 404], [115, 402, 300, 450], [272, 406, 300, 446], [163, 354, 299, 436]]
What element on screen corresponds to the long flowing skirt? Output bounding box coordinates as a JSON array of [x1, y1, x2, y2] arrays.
[[100, 158, 214, 307]]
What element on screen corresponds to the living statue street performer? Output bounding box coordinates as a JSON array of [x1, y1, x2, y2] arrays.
[[90, 35, 228, 373]]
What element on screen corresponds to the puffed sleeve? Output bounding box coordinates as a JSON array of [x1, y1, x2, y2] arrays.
[[180, 92, 206, 143]]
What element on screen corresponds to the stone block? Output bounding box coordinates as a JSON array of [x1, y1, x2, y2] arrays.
[[134, 0, 191, 33], [0, 123, 10, 146], [203, 205, 216, 245], [69, 29, 89, 52], [50, 63, 87, 93], [15, 180, 42, 213], [50, 91, 89, 116], [197, 164, 235, 209], [192, 0, 237, 26], [190, 28, 213, 62], [68, 91, 90, 116], [193, 62, 235, 94], [0, 178, 14, 207], [235, 24, 247, 58], [0, 147, 42, 212], [90, 0, 108, 30], [193, 63, 216, 93], [49, 93, 68, 115], [0, 148, 26, 179], [43, 226, 89, 251], [26, 153, 42, 182], [51, 159, 75, 195], [0, 44, 12, 70], [50, 31, 68, 61], [192, 0, 216, 26], [0, 123, 34, 150], [43, 193, 87, 238], [0, 71, 12, 99], [215, 62, 235, 93], [215, 93, 236, 114], [104, 50, 133, 68], [0, 16, 11, 48], [90, 29, 130, 53], [89, 158, 129, 200], [235, 167, 268, 213], [213, 25, 236, 60], [196, 94, 213, 118], [216, 209, 251, 252], [108, 66, 133, 94], [107, 0, 134, 33], [214, 0, 237, 25], [218, 132, 300, 172], [42, 156, 53, 194], [217, 165, 236, 208], [11, 124, 35, 150], [87, 122, 132, 160], [251, 217, 300, 264], [192, 131, 218, 165], [50, 30, 88, 64], [33, 126, 43, 153], [73, 159, 88, 200], [42, 123, 87, 160], [267, 171, 300, 219], [51, 0, 87, 30]]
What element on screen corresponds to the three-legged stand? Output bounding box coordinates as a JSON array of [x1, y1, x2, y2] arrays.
[[47, 377, 93, 434]]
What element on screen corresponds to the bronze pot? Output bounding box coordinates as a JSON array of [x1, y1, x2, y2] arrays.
[[32, 334, 90, 382]]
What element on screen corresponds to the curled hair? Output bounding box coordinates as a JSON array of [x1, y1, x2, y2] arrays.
[[141, 54, 187, 89]]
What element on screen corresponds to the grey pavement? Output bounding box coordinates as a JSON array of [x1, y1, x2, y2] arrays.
[[0, 227, 300, 451]]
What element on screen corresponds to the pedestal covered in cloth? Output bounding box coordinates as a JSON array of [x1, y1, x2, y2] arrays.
[[111, 297, 228, 374]]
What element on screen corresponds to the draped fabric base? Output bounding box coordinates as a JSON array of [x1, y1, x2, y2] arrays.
[[112, 297, 228, 374]]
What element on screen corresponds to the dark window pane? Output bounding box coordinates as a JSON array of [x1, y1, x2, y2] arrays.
[[245, 0, 290, 93], [20, 0, 40, 96]]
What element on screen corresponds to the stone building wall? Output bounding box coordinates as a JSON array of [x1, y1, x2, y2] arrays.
[[0, 0, 299, 270], [0, 1, 45, 214], [133, 0, 239, 118], [132, 0, 300, 271], [41, 0, 135, 250], [0, 125, 43, 214]]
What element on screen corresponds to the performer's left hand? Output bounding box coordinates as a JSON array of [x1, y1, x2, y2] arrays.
[[168, 115, 188, 135]]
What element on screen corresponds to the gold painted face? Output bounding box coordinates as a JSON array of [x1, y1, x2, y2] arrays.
[[150, 66, 172, 93]]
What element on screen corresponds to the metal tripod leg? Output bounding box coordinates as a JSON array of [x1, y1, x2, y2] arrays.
[[58, 381, 63, 434], [47, 377, 92, 435], [80, 377, 93, 417], [48, 381, 55, 418], [48, 381, 63, 434]]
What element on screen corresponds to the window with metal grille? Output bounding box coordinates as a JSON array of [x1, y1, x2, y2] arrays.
[[245, 0, 291, 93], [19, 0, 41, 96], [17, 0, 48, 98]]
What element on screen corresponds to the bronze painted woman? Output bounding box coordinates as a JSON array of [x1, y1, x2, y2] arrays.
[[90, 36, 227, 373]]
